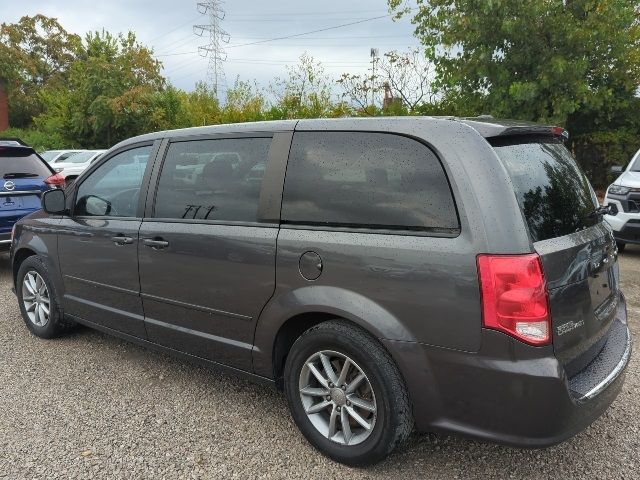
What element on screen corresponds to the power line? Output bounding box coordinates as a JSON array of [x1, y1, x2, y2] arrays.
[[225, 13, 394, 49], [147, 14, 202, 44]]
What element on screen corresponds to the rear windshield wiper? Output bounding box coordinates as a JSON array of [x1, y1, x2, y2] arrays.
[[3, 172, 39, 179]]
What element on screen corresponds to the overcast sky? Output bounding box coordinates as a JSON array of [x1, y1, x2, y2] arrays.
[[4, 1, 420, 95]]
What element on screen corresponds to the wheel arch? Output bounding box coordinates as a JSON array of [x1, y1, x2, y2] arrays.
[[12, 247, 38, 288], [253, 285, 415, 383]]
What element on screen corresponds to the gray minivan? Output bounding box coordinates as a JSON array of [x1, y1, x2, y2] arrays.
[[9, 118, 632, 465]]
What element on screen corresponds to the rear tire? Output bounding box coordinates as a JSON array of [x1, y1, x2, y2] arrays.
[[16, 256, 73, 339], [616, 241, 626, 253], [284, 320, 413, 466]]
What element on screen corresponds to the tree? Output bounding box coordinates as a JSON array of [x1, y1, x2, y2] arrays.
[[389, 0, 640, 124], [338, 48, 435, 114], [0, 15, 81, 127], [269, 53, 336, 119], [37, 30, 165, 147]]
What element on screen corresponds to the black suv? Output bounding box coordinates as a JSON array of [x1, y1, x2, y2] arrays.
[[9, 118, 632, 465]]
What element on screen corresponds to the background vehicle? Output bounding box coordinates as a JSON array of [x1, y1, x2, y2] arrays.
[[52, 149, 106, 183], [40, 149, 84, 164], [1, 143, 64, 251], [604, 148, 640, 251], [9, 118, 631, 466]]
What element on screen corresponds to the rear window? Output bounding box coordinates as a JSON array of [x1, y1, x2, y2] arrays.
[[281, 131, 459, 232], [1, 149, 52, 179], [491, 136, 599, 242]]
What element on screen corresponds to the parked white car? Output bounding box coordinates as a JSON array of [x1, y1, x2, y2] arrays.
[[40, 149, 84, 164], [603, 148, 640, 251], [52, 150, 106, 181]]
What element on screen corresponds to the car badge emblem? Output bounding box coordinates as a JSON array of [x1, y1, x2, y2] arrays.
[[3, 180, 15, 191]]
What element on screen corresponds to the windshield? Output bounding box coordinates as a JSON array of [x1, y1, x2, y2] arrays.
[[63, 151, 97, 164], [491, 136, 599, 242], [40, 151, 61, 162], [1, 149, 52, 178], [630, 149, 640, 172]]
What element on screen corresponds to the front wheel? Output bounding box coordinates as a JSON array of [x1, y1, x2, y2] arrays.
[[616, 241, 626, 253], [16, 256, 73, 338], [284, 320, 413, 466]]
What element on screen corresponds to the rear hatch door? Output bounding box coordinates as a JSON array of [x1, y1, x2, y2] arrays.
[[0, 146, 52, 232], [491, 136, 620, 375]]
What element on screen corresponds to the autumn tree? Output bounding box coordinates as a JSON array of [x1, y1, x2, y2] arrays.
[[0, 15, 81, 127], [339, 48, 434, 114], [37, 30, 165, 147]]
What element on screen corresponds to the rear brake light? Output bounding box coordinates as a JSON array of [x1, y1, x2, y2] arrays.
[[44, 173, 66, 187], [477, 254, 551, 346]]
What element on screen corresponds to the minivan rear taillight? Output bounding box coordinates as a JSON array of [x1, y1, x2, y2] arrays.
[[477, 254, 551, 346], [44, 173, 66, 187]]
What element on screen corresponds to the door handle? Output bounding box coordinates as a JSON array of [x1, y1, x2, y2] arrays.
[[143, 238, 169, 249], [111, 235, 134, 246]]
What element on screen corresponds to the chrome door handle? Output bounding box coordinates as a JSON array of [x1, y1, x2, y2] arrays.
[[111, 235, 134, 245], [143, 238, 169, 249]]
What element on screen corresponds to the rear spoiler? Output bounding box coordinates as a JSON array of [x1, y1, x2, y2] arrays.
[[493, 125, 569, 140], [459, 118, 569, 140]]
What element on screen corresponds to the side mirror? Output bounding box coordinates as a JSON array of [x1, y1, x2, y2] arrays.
[[610, 165, 624, 174], [42, 189, 67, 214]]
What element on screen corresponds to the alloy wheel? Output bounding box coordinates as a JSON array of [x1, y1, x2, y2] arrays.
[[298, 350, 377, 446], [22, 271, 51, 327]]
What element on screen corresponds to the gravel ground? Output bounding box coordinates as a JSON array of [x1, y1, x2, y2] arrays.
[[0, 248, 638, 480]]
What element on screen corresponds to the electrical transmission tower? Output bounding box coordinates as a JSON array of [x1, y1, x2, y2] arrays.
[[194, 0, 230, 99]]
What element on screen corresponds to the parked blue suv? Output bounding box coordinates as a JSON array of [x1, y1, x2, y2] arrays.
[[0, 139, 65, 251]]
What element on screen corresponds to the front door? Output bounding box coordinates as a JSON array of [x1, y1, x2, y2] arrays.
[[58, 143, 156, 338], [138, 136, 278, 370]]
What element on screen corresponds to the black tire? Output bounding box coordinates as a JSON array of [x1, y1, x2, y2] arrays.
[[284, 320, 413, 466], [16, 255, 73, 339], [616, 241, 626, 253]]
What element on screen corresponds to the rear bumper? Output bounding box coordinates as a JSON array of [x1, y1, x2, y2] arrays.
[[384, 307, 631, 447]]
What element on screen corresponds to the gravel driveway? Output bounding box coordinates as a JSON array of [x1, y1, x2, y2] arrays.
[[0, 248, 638, 480]]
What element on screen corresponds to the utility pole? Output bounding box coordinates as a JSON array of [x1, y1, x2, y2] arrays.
[[370, 48, 379, 114], [194, 0, 230, 100]]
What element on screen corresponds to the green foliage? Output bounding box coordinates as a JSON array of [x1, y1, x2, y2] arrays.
[[35, 30, 165, 148], [0, 127, 67, 151]]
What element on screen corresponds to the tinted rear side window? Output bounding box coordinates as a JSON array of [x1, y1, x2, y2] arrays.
[[1, 149, 51, 179], [153, 137, 271, 222], [281, 132, 458, 232], [491, 136, 599, 242]]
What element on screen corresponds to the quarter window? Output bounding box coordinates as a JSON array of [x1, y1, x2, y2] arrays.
[[153, 138, 271, 222], [75, 145, 151, 217], [281, 132, 458, 231]]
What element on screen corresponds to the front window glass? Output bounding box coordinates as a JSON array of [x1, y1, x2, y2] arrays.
[[75, 146, 151, 217]]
